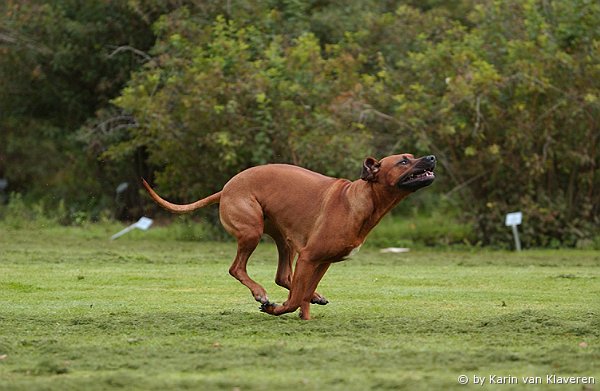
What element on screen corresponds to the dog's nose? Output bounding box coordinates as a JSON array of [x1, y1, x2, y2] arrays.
[[424, 155, 436, 169]]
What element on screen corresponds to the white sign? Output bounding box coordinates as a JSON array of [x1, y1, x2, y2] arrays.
[[505, 212, 522, 226], [505, 211, 523, 251], [134, 217, 153, 230]]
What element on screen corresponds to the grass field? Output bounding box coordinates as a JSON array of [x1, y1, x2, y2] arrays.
[[0, 224, 599, 390]]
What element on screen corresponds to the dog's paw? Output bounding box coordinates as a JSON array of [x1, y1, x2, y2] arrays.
[[254, 295, 270, 304], [259, 301, 278, 313], [311, 296, 329, 305]]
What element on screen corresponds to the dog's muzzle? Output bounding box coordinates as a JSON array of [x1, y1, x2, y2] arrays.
[[397, 155, 436, 190]]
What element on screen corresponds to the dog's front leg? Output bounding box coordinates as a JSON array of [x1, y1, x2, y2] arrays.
[[299, 262, 331, 319], [261, 259, 330, 320]]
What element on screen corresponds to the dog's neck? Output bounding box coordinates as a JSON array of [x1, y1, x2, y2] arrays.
[[346, 179, 411, 241]]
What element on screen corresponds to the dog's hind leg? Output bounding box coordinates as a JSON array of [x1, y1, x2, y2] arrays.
[[228, 235, 271, 304], [220, 199, 272, 305]]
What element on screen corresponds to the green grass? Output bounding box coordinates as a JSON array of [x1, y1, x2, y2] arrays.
[[0, 224, 599, 390]]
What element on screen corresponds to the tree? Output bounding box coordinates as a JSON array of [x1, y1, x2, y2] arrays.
[[0, 0, 155, 215], [106, 12, 372, 200], [369, 0, 600, 246]]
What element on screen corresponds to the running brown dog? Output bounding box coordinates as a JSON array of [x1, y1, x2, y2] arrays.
[[143, 153, 436, 320]]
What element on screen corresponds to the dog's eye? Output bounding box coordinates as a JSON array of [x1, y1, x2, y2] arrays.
[[400, 159, 409, 165]]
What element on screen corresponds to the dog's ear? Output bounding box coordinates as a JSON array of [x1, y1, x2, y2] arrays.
[[361, 157, 381, 182]]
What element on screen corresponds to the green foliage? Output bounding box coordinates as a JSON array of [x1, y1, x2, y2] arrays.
[[0, 192, 115, 229], [107, 14, 372, 198], [0, 0, 155, 211], [0, 193, 56, 229], [368, 212, 476, 249], [382, 0, 600, 246]]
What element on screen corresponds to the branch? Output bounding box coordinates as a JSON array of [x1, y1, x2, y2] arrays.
[[108, 45, 152, 62], [0, 32, 17, 44], [472, 95, 482, 136], [94, 115, 137, 134], [0, 29, 52, 55], [444, 171, 488, 197]]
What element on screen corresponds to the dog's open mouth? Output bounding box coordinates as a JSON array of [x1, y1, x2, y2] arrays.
[[398, 169, 435, 190], [402, 169, 435, 184]]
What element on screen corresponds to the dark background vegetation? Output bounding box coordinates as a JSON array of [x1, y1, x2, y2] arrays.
[[0, 0, 598, 248]]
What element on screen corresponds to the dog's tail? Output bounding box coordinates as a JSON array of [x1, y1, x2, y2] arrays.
[[141, 179, 221, 214]]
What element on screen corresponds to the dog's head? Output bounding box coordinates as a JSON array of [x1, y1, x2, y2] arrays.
[[361, 154, 436, 191]]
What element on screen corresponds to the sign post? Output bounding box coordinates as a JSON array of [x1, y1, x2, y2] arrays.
[[505, 212, 523, 251], [111, 217, 153, 240]]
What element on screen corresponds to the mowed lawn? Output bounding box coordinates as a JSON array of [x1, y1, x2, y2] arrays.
[[0, 225, 598, 390]]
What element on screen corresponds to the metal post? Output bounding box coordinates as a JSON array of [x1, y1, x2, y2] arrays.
[[511, 224, 521, 251]]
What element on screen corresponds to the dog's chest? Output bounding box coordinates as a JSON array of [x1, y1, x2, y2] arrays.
[[341, 244, 362, 260], [348, 244, 362, 257]]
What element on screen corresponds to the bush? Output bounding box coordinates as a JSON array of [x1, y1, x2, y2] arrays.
[[0, 193, 116, 229], [367, 199, 477, 249], [0, 193, 55, 229]]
